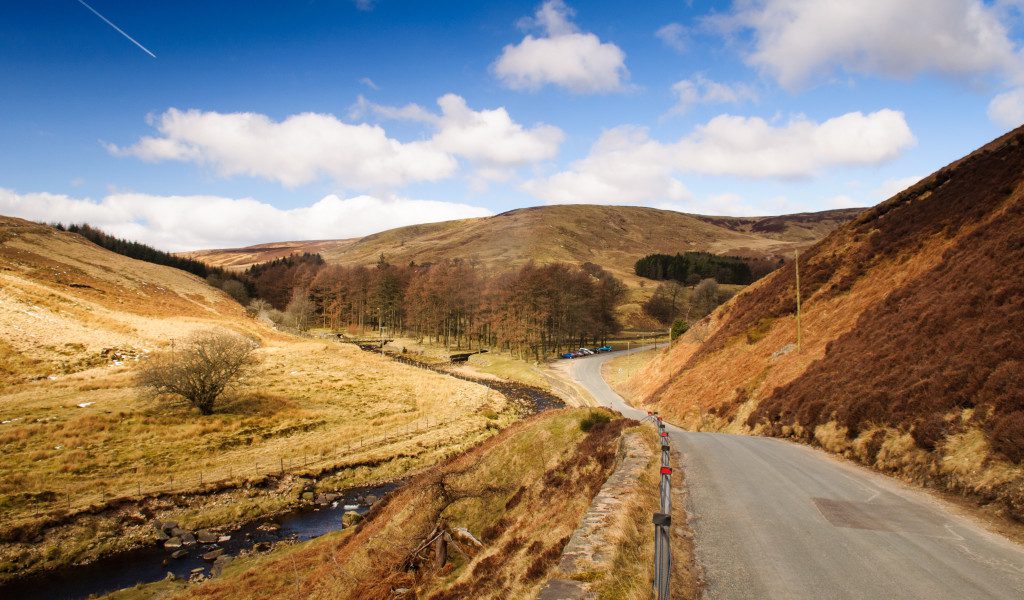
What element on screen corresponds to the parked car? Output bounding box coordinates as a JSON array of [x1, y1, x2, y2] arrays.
[[561, 352, 575, 359], [597, 345, 612, 352], [578, 348, 595, 355]]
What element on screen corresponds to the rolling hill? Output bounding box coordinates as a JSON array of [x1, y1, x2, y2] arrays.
[[183, 205, 862, 287], [627, 127, 1024, 519]]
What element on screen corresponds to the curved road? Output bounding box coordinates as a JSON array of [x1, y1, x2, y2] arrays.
[[562, 347, 1024, 600]]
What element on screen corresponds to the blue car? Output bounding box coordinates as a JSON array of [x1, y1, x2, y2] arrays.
[[597, 345, 613, 352], [561, 352, 575, 359]]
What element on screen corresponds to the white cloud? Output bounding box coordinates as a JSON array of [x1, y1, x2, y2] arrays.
[[353, 93, 564, 185], [493, 1, 628, 93], [669, 75, 758, 114], [358, 77, 380, 90], [656, 23, 688, 53], [108, 108, 456, 189], [988, 87, 1024, 128], [716, 0, 1024, 90], [524, 109, 915, 203], [111, 95, 562, 190], [0, 188, 492, 252]]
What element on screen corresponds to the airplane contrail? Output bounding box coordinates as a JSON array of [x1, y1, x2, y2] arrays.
[[76, 0, 156, 58]]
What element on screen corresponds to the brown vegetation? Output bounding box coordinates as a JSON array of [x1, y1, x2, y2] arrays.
[[183, 205, 857, 288], [631, 126, 1024, 521]]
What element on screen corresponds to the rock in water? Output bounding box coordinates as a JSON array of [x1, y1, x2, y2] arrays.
[[164, 537, 183, 549], [171, 549, 188, 559], [196, 529, 219, 543], [202, 548, 225, 561]]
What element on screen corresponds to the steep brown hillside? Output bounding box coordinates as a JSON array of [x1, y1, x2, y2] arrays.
[[184, 205, 858, 287], [0, 217, 266, 386], [631, 127, 1024, 519]]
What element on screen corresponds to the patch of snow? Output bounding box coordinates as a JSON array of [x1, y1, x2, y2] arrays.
[[77, 402, 95, 408]]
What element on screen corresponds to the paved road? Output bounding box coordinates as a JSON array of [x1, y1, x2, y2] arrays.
[[563, 347, 1024, 600]]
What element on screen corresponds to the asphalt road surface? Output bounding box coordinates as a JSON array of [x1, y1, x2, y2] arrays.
[[563, 346, 1024, 600]]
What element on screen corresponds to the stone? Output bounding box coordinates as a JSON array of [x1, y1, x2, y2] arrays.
[[342, 511, 362, 527], [210, 555, 233, 578], [155, 529, 170, 541], [365, 494, 379, 505], [217, 535, 231, 543], [170, 527, 186, 537], [171, 549, 188, 559], [202, 548, 224, 561], [325, 493, 340, 502], [301, 491, 315, 501], [196, 530, 219, 543], [190, 567, 205, 574], [180, 532, 197, 546], [164, 537, 182, 549], [161, 520, 178, 531]]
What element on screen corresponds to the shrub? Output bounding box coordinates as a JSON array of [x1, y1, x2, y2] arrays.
[[137, 330, 260, 415], [671, 319, 689, 340], [910, 414, 946, 451], [579, 411, 611, 432], [991, 411, 1024, 464]]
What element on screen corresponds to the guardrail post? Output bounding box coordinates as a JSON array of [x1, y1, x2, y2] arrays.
[[652, 418, 672, 599]]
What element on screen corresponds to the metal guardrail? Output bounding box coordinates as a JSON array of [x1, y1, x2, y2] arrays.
[[648, 412, 672, 599]]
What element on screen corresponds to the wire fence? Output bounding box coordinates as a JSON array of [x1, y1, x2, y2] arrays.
[[22, 412, 475, 525]]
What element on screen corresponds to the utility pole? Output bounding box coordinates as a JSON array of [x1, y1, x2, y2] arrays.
[[795, 249, 802, 352]]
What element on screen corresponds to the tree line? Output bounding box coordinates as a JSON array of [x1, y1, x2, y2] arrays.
[[634, 251, 756, 285], [292, 257, 626, 359]]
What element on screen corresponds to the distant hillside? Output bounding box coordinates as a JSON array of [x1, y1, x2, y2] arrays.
[[0, 217, 265, 387], [629, 127, 1024, 519], [183, 205, 862, 286]]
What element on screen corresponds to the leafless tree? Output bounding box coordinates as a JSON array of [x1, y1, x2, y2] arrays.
[[137, 330, 260, 415]]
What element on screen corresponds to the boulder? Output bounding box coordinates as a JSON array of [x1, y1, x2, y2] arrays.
[[342, 511, 362, 527], [196, 530, 219, 543], [171, 549, 188, 559], [217, 535, 231, 543], [170, 527, 187, 538], [365, 494, 379, 505], [164, 537, 183, 549], [202, 548, 224, 561], [180, 532, 197, 546], [155, 529, 170, 541], [160, 520, 178, 532], [210, 555, 233, 578], [301, 491, 315, 501]]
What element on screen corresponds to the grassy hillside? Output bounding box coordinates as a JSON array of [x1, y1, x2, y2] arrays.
[[629, 127, 1024, 520], [0, 218, 506, 580], [106, 410, 667, 600], [184, 205, 860, 287]]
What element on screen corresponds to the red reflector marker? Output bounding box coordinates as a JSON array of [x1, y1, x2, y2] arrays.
[[660, 431, 668, 437], [660, 466, 672, 475]]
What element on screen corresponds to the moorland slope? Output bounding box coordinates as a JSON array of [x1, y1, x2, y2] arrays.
[[184, 205, 860, 286], [0, 218, 504, 581], [629, 127, 1024, 519]]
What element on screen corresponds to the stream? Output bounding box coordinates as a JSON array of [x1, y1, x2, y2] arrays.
[[1, 348, 562, 599], [0, 481, 399, 600]]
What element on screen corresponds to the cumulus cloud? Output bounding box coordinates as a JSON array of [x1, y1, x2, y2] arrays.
[[988, 88, 1024, 128], [656, 23, 688, 53], [0, 188, 492, 252], [523, 109, 915, 203], [352, 93, 564, 186], [716, 0, 1024, 90], [111, 95, 562, 190], [669, 75, 758, 114], [493, 1, 628, 93], [108, 109, 457, 189]]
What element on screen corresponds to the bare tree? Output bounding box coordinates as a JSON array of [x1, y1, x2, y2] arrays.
[[137, 330, 259, 415]]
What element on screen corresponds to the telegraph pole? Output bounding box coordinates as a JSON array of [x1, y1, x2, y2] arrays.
[[795, 250, 802, 352]]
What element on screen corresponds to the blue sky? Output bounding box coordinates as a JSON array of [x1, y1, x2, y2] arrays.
[[2, 0, 1023, 250]]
